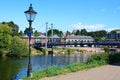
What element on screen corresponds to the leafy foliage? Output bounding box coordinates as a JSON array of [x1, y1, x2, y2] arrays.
[[110, 29, 120, 33], [2, 21, 19, 36], [19, 30, 24, 36], [47, 29, 63, 37], [0, 23, 12, 53], [103, 46, 110, 53], [87, 53, 109, 63], [81, 29, 88, 35], [9, 36, 29, 57], [75, 30, 81, 35], [88, 30, 107, 41], [109, 54, 120, 64], [34, 30, 40, 37], [66, 30, 71, 36]]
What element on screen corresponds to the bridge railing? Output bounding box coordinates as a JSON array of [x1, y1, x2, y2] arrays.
[[34, 41, 120, 47]]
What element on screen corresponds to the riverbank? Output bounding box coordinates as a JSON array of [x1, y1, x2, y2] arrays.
[[41, 62, 120, 80], [22, 53, 120, 80]]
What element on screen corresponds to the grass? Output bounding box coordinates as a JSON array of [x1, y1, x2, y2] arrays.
[[23, 61, 107, 80]]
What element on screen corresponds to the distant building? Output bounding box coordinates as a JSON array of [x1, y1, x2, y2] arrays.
[[20, 35, 36, 44], [20, 34, 94, 47], [20, 35, 65, 45], [66, 35, 94, 43], [36, 35, 46, 44], [106, 33, 120, 41]]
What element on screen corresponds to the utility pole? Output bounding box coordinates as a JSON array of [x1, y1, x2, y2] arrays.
[[51, 23, 54, 65], [51, 24, 54, 53], [45, 22, 48, 55]]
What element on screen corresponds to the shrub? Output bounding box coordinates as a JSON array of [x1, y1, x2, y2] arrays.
[[66, 48, 74, 55], [103, 46, 110, 53], [9, 36, 29, 57], [109, 53, 120, 64], [87, 53, 109, 63], [41, 48, 46, 55]]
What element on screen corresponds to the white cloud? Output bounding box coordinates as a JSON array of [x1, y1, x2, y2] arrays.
[[69, 22, 106, 31], [107, 28, 120, 32]]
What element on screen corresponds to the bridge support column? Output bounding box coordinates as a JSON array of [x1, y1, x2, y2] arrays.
[[45, 51, 48, 56]]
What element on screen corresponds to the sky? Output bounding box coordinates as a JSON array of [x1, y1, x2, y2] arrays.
[[0, 0, 120, 33]]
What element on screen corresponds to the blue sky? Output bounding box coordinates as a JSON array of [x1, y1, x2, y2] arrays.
[[0, 0, 120, 32]]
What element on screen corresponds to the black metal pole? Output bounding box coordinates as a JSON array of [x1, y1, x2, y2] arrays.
[[27, 21, 32, 77]]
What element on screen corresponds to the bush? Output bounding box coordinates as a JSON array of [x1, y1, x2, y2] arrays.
[[66, 48, 74, 55], [87, 53, 109, 64], [41, 48, 46, 55], [103, 46, 110, 53], [9, 36, 29, 57], [109, 53, 120, 64]]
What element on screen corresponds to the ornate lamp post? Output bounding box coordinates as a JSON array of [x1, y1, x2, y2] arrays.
[[24, 4, 37, 77]]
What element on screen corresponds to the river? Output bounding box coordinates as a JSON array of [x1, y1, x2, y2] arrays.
[[0, 54, 88, 80]]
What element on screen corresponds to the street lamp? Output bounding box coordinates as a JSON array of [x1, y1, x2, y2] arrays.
[[24, 4, 37, 77]]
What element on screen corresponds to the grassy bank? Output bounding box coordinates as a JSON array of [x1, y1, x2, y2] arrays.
[[23, 61, 106, 80], [23, 53, 120, 80]]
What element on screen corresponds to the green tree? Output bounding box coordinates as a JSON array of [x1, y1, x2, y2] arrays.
[[75, 30, 81, 35], [0, 23, 12, 54], [19, 30, 24, 36], [9, 36, 29, 57], [34, 30, 40, 37], [81, 29, 88, 35], [88, 30, 107, 41], [47, 29, 63, 37], [110, 29, 120, 33], [24, 27, 33, 35], [58, 31, 63, 37], [2, 21, 19, 36], [66, 30, 71, 36]]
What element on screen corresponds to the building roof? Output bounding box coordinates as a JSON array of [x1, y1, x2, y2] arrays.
[[20, 35, 36, 38], [66, 35, 94, 40], [49, 35, 60, 38], [37, 35, 46, 38]]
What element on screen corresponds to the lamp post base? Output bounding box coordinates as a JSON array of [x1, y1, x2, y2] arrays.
[[27, 63, 32, 77]]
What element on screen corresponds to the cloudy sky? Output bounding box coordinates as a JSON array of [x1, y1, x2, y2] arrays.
[[0, 0, 120, 32]]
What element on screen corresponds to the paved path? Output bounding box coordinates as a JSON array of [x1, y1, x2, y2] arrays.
[[41, 63, 120, 80]]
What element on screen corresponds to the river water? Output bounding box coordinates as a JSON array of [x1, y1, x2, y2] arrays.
[[0, 54, 89, 80]]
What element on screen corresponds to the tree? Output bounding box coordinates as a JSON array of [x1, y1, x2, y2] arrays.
[[24, 27, 33, 35], [19, 30, 24, 36], [81, 29, 88, 35], [66, 30, 71, 36], [2, 21, 19, 36], [9, 36, 29, 57], [88, 30, 107, 41], [47, 29, 63, 37], [58, 31, 63, 37], [24, 28, 29, 34], [75, 30, 81, 35], [34, 30, 40, 37], [0, 23, 12, 54], [110, 29, 120, 33]]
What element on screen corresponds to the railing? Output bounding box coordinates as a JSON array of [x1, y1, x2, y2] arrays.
[[34, 41, 120, 48]]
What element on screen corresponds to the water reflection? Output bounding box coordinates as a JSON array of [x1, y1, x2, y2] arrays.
[[0, 57, 27, 80], [0, 54, 89, 80]]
